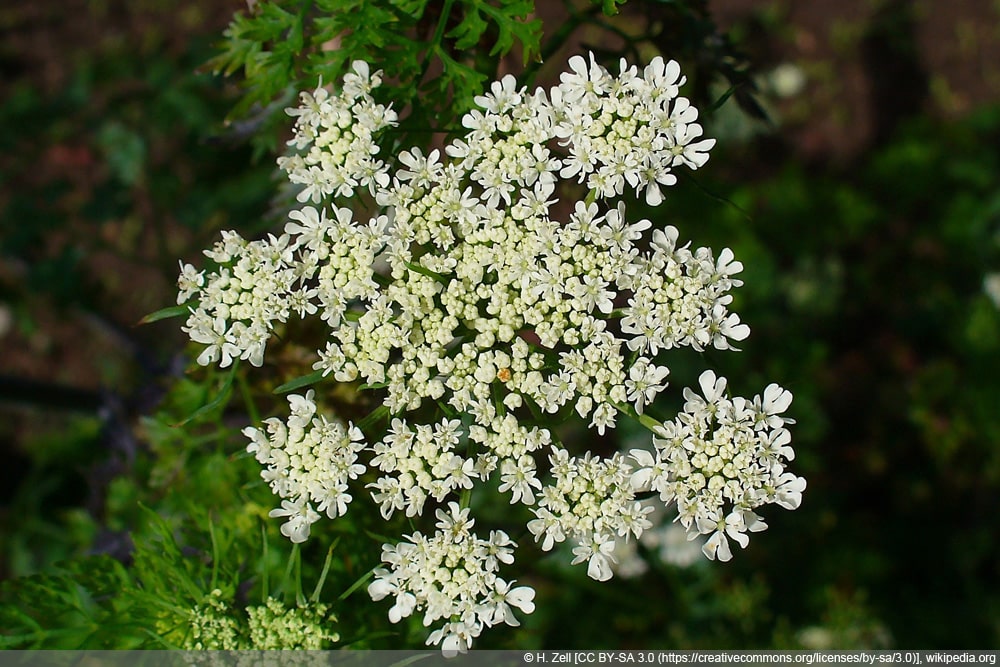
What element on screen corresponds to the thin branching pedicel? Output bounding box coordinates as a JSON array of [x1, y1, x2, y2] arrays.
[[178, 55, 805, 652]]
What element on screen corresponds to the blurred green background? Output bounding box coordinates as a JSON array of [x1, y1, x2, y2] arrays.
[[1, 0, 999, 650]]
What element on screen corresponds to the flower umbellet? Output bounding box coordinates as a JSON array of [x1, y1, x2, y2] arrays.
[[178, 55, 805, 651], [183, 589, 338, 650]]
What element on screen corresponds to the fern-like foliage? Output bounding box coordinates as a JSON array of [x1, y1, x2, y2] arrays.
[[207, 0, 544, 153]]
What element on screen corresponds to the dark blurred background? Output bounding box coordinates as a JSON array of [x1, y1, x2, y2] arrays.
[[1, 0, 999, 650]]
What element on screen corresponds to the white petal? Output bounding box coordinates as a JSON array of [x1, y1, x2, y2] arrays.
[[587, 553, 614, 581]]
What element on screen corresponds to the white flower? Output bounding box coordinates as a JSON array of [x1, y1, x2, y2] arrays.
[[762, 382, 794, 415], [428, 620, 477, 657], [370, 523, 533, 653], [690, 369, 727, 406], [527, 510, 566, 552], [269, 498, 320, 543], [559, 53, 610, 104], [436, 501, 474, 536], [498, 456, 542, 505], [670, 123, 716, 169], [771, 469, 807, 510], [285, 205, 330, 251], [397, 147, 442, 188], [635, 157, 678, 206], [342, 60, 380, 97], [176, 262, 205, 304], [715, 247, 744, 278], [696, 510, 748, 562], [248, 393, 367, 538], [643, 56, 685, 100], [480, 578, 535, 627], [709, 305, 751, 350], [628, 448, 659, 492], [629, 372, 802, 561], [474, 74, 521, 113], [571, 535, 618, 581], [186, 314, 240, 368], [625, 358, 670, 414], [761, 427, 795, 464], [602, 204, 651, 248], [590, 402, 618, 435], [753, 382, 795, 429], [388, 591, 417, 624]]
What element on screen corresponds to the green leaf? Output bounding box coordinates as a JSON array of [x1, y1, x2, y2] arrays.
[[310, 539, 340, 603], [598, 0, 627, 16], [708, 84, 738, 114], [273, 369, 326, 394], [337, 568, 375, 601], [404, 260, 449, 284], [434, 45, 488, 115], [137, 304, 189, 325], [477, 0, 543, 59], [358, 382, 389, 391], [172, 364, 238, 427], [357, 405, 390, 432], [448, 4, 490, 51]]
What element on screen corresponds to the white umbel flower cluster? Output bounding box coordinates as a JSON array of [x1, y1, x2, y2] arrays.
[[178, 232, 297, 368], [177, 54, 804, 652], [243, 390, 366, 543], [631, 370, 805, 562], [528, 449, 652, 582], [278, 61, 397, 202], [367, 502, 535, 655]]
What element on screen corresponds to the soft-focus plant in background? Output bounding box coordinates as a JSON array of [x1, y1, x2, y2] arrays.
[[2, 0, 999, 652]]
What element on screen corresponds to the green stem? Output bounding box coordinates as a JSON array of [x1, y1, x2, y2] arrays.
[[294, 544, 304, 606], [311, 539, 339, 603], [405, 260, 450, 285], [414, 0, 456, 94], [208, 515, 220, 591], [261, 524, 269, 602], [429, 0, 456, 56], [237, 371, 260, 424], [282, 543, 300, 602], [518, 1, 599, 89]]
